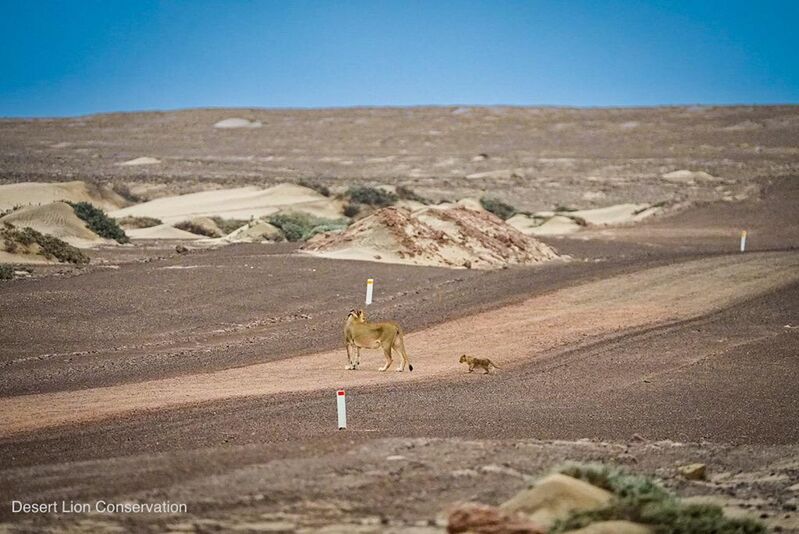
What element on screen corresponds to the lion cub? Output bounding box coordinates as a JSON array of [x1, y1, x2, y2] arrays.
[[459, 354, 500, 374]]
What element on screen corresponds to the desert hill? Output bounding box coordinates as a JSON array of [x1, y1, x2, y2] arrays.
[[304, 205, 559, 269]]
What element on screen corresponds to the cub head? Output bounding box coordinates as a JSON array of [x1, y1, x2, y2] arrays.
[[459, 354, 468, 363]]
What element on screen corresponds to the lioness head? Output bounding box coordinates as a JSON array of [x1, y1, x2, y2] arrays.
[[459, 354, 468, 363], [347, 309, 366, 322]]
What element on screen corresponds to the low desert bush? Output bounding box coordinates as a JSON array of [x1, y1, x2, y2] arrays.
[[112, 183, 144, 203], [209, 216, 248, 235], [551, 464, 765, 534], [116, 216, 162, 229], [267, 212, 348, 242], [343, 203, 362, 218], [396, 185, 430, 204], [346, 186, 397, 207], [298, 179, 331, 197], [0, 265, 12, 280], [1, 224, 89, 264], [68, 201, 129, 243], [0, 205, 23, 218], [480, 197, 516, 220], [174, 220, 220, 238]]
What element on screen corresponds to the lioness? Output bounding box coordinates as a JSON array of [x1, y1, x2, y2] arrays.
[[344, 309, 413, 372], [459, 354, 500, 374]]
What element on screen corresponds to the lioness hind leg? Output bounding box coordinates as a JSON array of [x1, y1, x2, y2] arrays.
[[379, 345, 392, 372], [395, 335, 412, 372]]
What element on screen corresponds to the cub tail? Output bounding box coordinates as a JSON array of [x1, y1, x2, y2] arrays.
[[489, 359, 501, 369]]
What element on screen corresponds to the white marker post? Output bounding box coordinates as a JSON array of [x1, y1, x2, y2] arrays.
[[740, 231, 747, 252], [365, 278, 374, 306], [336, 389, 347, 430]]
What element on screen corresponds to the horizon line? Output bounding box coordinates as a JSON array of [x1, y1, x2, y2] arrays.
[[3, 101, 798, 120]]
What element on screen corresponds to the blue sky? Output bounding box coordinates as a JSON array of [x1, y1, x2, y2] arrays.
[[1, 0, 797, 117]]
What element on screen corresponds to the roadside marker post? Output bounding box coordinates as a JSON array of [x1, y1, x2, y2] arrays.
[[365, 278, 374, 305], [336, 389, 347, 430], [740, 230, 747, 252]]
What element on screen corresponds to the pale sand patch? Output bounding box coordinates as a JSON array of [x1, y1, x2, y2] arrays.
[[205, 219, 282, 244], [126, 224, 203, 240], [110, 184, 343, 224], [662, 170, 722, 184], [570, 204, 660, 226], [0, 202, 107, 248], [2, 252, 796, 436], [428, 198, 486, 212], [394, 199, 427, 212], [466, 169, 520, 180], [117, 156, 161, 166], [213, 118, 262, 129], [0, 181, 127, 212], [454, 198, 486, 212], [508, 214, 582, 236]]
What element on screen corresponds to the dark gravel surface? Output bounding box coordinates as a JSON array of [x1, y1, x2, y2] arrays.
[[0, 173, 797, 530]]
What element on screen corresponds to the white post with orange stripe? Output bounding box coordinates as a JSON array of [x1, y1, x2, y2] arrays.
[[365, 278, 374, 305], [740, 230, 747, 252], [336, 389, 347, 430]]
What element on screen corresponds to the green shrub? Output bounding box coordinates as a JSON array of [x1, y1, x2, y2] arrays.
[[209, 216, 248, 235], [480, 197, 516, 220], [267, 212, 348, 242], [174, 220, 220, 238], [396, 185, 429, 204], [346, 186, 397, 207], [343, 203, 361, 218], [551, 464, 765, 534], [112, 183, 144, 203], [68, 202, 129, 243], [1, 225, 89, 264], [116, 216, 162, 229], [298, 179, 331, 197], [0, 265, 12, 280], [304, 223, 347, 240]]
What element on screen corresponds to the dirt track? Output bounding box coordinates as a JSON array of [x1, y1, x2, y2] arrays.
[[2, 251, 797, 437]]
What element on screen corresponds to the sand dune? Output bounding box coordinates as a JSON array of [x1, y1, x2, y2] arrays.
[[305, 206, 559, 269], [126, 224, 203, 240], [508, 213, 582, 236], [0, 181, 127, 212], [570, 203, 660, 226], [110, 183, 343, 224], [0, 202, 106, 248], [214, 219, 282, 243], [509, 203, 661, 236]]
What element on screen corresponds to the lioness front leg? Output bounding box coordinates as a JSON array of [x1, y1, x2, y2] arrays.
[[345, 343, 356, 370], [355, 347, 361, 369]]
